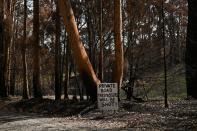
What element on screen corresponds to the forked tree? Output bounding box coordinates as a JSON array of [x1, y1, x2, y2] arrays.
[[58, 0, 100, 101]]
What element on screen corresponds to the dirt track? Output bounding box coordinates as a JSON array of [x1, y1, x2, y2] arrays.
[[0, 111, 126, 131], [0, 99, 197, 131]]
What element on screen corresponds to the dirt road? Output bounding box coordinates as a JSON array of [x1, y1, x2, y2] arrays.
[[0, 111, 127, 131], [0, 99, 197, 131]]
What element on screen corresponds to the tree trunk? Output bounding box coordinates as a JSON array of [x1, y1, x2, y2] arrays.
[[98, 0, 103, 82], [127, 30, 134, 100], [169, 13, 176, 65], [114, 0, 124, 99], [9, 54, 16, 96], [9, 19, 18, 96], [86, 3, 93, 66], [4, 0, 12, 94], [156, 6, 163, 64], [55, 0, 61, 100], [161, 0, 168, 108], [186, 0, 197, 99], [58, 0, 100, 101], [126, 0, 134, 100], [33, 0, 42, 98], [0, 0, 7, 97], [64, 34, 69, 100], [22, 0, 30, 99]]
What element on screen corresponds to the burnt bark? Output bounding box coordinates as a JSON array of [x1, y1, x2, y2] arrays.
[[98, 0, 103, 82], [0, 0, 7, 97], [33, 0, 42, 98], [64, 34, 69, 100], [186, 0, 197, 99], [55, 0, 61, 100], [22, 0, 30, 99]]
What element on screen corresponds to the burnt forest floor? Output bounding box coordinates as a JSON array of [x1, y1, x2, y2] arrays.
[[0, 97, 197, 130]]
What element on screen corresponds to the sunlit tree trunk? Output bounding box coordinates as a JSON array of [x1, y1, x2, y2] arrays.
[[114, 0, 124, 99], [55, 0, 61, 100], [186, 0, 197, 99], [33, 0, 42, 98], [58, 0, 100, 101]]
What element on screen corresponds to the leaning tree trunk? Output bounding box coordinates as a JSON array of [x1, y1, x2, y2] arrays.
[[32, 0, 42, 98], [58, 0, 100, 101], [186, 0, 197, 99], [114, 0, 124, 99]]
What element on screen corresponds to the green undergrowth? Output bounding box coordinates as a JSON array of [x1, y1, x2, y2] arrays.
[[122, 63, 187, 101]]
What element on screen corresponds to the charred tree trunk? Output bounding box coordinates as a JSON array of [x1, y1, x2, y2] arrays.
[[126, 0, 134, 100], [22, 0, 30, 99], [186, 0, 197, 99], [85, 1, 96, 72], [0, 0, 7, 97], [86, 3, 93, 67], [9, 54, 16, 96], [4, 0, 12, 93], [33, 0, 42, 98], [64, 34, 69, 100], [161, 0, 168, 108], [58, 0, 100, 101], [98, 0, 103, 82], [127, 30, 135, 100], [156, 6, 163, 64], [9, 19, 18, 96], [169, 13, 177, 65], [55, 0, 61, 100]]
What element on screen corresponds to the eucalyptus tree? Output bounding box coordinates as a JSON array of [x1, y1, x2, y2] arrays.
[[33, 0, 42, 98]]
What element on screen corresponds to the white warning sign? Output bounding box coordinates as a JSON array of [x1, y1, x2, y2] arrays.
[[97, 83, 118, 111]]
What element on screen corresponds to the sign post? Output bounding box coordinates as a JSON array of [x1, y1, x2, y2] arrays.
[[97, 83, 118, 111]]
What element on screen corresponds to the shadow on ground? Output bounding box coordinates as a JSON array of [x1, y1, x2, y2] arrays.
[[0, 98, 197, 130]]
